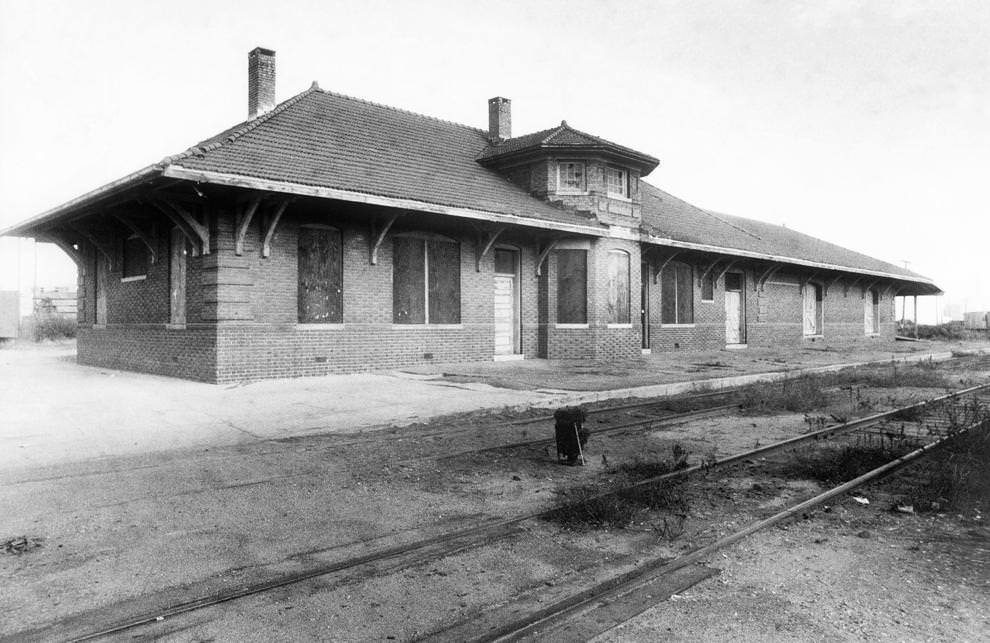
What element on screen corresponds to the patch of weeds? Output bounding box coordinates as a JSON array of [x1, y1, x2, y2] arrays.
[[30, 314, 76, 341], [781, 433, 923, 485], [546, 443, 690, 532], [899, 422, 990, 513], [740, 375, 831, 413]]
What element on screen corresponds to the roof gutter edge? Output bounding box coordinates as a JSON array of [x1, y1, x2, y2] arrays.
[[0, 165, 163, 237], [161, 166, 609, 237], [643, 234, 939, 289]]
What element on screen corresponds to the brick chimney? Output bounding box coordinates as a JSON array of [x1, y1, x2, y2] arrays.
[[488, 97, 511, 141], [248, 47, 276, 119]]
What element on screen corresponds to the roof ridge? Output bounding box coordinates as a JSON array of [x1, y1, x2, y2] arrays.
[[161, 83, 323, 164], [541, 123, 568, 144], [318, 88, 487, 134]]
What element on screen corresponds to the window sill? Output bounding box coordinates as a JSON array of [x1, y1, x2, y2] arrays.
[[165, 323, 186, 330], [606, 193, 632, 202], [297, 323, 345, 330], [121, 275, 146, 283], [660, 323, 696, 328], [556, 323, 589, 329], [607, 323, 633, 329], [701, 299, 714, 303], [391, 324, 464, 329], [556, 189, 589, 196]]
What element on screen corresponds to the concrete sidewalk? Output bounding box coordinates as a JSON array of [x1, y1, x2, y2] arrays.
[[2, 339, 986, 473]]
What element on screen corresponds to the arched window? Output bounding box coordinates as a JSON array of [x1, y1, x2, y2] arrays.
[[607, 250, 630, 324], [661, 261, 694, 324], [393, 233, 461, 324]]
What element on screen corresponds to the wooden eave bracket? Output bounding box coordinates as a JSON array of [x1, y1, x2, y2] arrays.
[[370, 213, 400, 265], [37, 230, 82, 267], [861, 279, 881, 299], [697, 259, 721, 287], [799, 271, 821, 294], [755, 263, 783, 292], [152, 199, 210, 255], [654, 250, 682, 284], [68, 225, 115, 269], [881, 282, 899, 299], [536, 239, 562, 277], [843, 276, 863, 298], [823, 274, 843, 297], [713, 260, 740, 288], [261, 198, 291, 258], [475, 226, 507, 272], [235, 195, 263, 256], [112, 213, 157, 264]]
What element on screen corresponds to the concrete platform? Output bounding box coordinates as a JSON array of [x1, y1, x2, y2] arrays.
[[2, 339, 987, 473]]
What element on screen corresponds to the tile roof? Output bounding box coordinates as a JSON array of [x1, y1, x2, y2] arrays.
[[477, 121, 659, 172], [170, 87, 600, 228], [640, 181, 937, 287]]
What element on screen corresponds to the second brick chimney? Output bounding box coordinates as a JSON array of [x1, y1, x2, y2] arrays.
[[248, 47, 276, 119], [488, 97, 511, 141]]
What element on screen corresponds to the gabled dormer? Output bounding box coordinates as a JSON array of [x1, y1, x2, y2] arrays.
[[477, 97, 659, 226]]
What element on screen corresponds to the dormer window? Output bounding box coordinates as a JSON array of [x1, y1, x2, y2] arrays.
[[607, 166, 628, 198], [558, 161, 586, 193]]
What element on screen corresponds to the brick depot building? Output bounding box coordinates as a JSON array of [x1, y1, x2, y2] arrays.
[[3, 49, 940, 383]]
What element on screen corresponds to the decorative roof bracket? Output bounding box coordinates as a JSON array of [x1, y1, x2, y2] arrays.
[[151, 199, 210, 256], [713, 260, 740, 288], [755, 263, 783, 292], [235, 195, 263, 256], [370, 213, 400, 265], [536, 239, 562, 277], [476, 226, 506, 272], [112, 213, 157, 264], [261, 198, 291, 258], [654, 250, 682, 284]]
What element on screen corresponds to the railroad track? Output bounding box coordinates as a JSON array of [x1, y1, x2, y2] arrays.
[[11, 384, 989, 643]]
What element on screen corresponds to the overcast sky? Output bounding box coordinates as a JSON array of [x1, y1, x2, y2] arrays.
[[1, 0, 987, 321]]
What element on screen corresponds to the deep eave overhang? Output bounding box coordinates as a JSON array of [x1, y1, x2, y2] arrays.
[[1, 165, 610, 239], [0, 165, 164, 237], [642, 233, 942, 295], [478, 144, 660, 176]]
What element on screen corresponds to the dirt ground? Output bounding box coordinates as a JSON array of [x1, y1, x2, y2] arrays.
[[1, 346, 989, 641]]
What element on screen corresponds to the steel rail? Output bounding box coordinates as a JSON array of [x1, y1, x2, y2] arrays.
[[467, 400, 990, 642], [38, 383, 989, 643]]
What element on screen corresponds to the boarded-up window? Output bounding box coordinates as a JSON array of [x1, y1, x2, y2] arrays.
[[122, 236, 148, 278], [701, 273, 714, 301], [427, 239, 461, 324], [557, 250, 587, 324], [660, 262, 694, 324], [298, 226, 343, 323], [393, 236, 460, 324], [607, 250, 630, 324]]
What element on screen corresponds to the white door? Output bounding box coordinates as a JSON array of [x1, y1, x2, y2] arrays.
[[864, 298, 874, 334], [493, 274, 516, 355], [803, 285, 820, 335], [725, 291, 741, 343]]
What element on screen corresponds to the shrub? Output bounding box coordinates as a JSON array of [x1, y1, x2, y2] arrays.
[[781, 433, 923, 485], [31, 314, 76, 341]]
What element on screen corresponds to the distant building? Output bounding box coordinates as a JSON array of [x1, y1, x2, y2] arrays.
[[0, 48, 940, 382], [964, 311, 989, 330]]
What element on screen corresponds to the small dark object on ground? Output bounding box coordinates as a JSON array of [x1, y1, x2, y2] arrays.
[[554, 406, 589, 465], [2, 536, 43, 555]]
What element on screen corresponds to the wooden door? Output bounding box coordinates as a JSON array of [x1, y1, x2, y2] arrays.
[[170, 227, 187, 325], [724, 272, 745, 344], [493, 248, 519, 356], [641, 262, 650, 349]]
